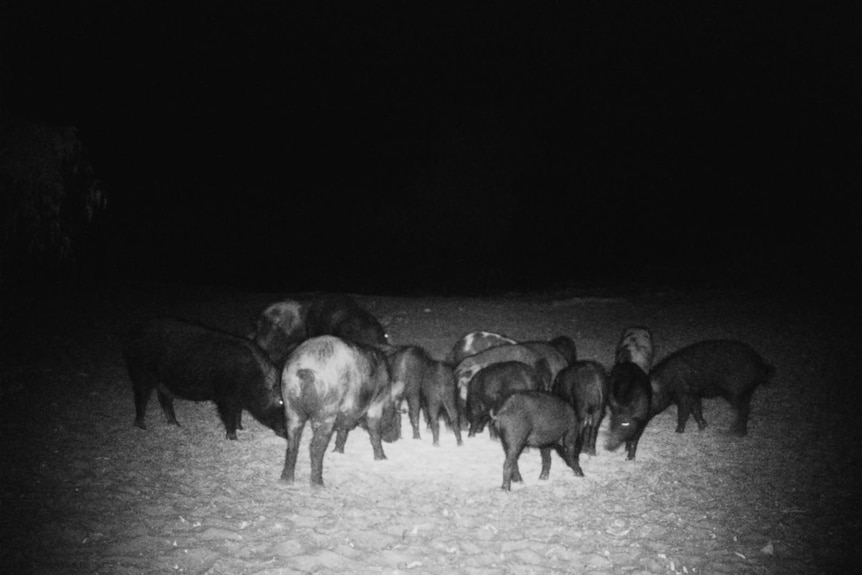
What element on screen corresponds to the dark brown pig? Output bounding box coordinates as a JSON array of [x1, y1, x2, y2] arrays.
[[492, 391, 584, 491], [388, 345, 462, 446], [552, 360, 609, 455], [650, 339, 774, 435], [124, 318, 286, 440], [304, 294, 388, 348], [248, 299, 306, 368], [466, 361, 546, 438]]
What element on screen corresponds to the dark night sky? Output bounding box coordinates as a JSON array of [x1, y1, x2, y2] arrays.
[[2, 1, 858, 295]]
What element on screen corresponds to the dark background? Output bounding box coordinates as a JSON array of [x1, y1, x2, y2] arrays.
[[2, 1, 858, 296]]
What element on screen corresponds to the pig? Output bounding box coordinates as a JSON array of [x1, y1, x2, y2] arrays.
[[454, 344, 552, 428], [448, 331, 517, 365], [615, 326, 654, 374], [605, 361, 653, 460], [388, 345, 462, 446], [649, 339, 774, 435], [248, 299, 306, 368], [520, 341, 571, 385], [491, 391, 585, 491], [549, 335, 578, 365], [280, 336, 404, 487], [124, 318, 286, 440], [552, 360, 609, 455], [304, 293, 388, 347], [465, 361, 546, 438], [455, 344, 552, 402]]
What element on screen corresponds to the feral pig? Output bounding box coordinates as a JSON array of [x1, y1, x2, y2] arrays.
[[305, 293, 388, 347], [448, 330, 517, 365], [492, 391, 584, 491], [280, 336, 404, 487], [520, 341, 571, 383], [388, 345, 462, 446], [606, 362, 653, 460], [454, 344, 552, 427], [549, 335, 578, 365], [124, 318, 286, 440], [650, 339, 774, 435], [466, 361, 546, 438], [615, 326, 654, 375], [552, 360, 609, 455], [248, 299, 306, 368]]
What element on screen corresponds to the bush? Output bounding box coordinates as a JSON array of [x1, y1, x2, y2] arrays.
[[1, 112, 106, 286]]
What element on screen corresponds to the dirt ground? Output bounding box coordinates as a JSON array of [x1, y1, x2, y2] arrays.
[[1, 284, 860, 574]]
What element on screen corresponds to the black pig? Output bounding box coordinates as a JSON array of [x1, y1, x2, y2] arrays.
[[304, 294, 388, 347], [454, 343, 553, 421], [520, 341, 571, 385], [491, 391, 584, 491], [552, 360, 608, 455], [466, 361, 546, 438], [650, 339, 774, 435], [248, 299, 306, 368], [606, 362, 653, 460], [280, 336, 404, 487], [388, 345, 462, 446], [124, 318, 286, 440], [549, 335, 578, 365]]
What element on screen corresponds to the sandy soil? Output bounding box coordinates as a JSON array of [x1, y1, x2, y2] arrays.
[[1, 284, 859, 574]]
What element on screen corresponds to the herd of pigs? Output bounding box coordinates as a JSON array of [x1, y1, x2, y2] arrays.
[[123, 294, 775, 491]]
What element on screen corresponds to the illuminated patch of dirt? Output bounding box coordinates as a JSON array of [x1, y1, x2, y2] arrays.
[[1, 286, 858, 574]]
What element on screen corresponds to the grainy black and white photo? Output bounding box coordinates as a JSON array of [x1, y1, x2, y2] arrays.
[[1, 2, 859, 574]]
